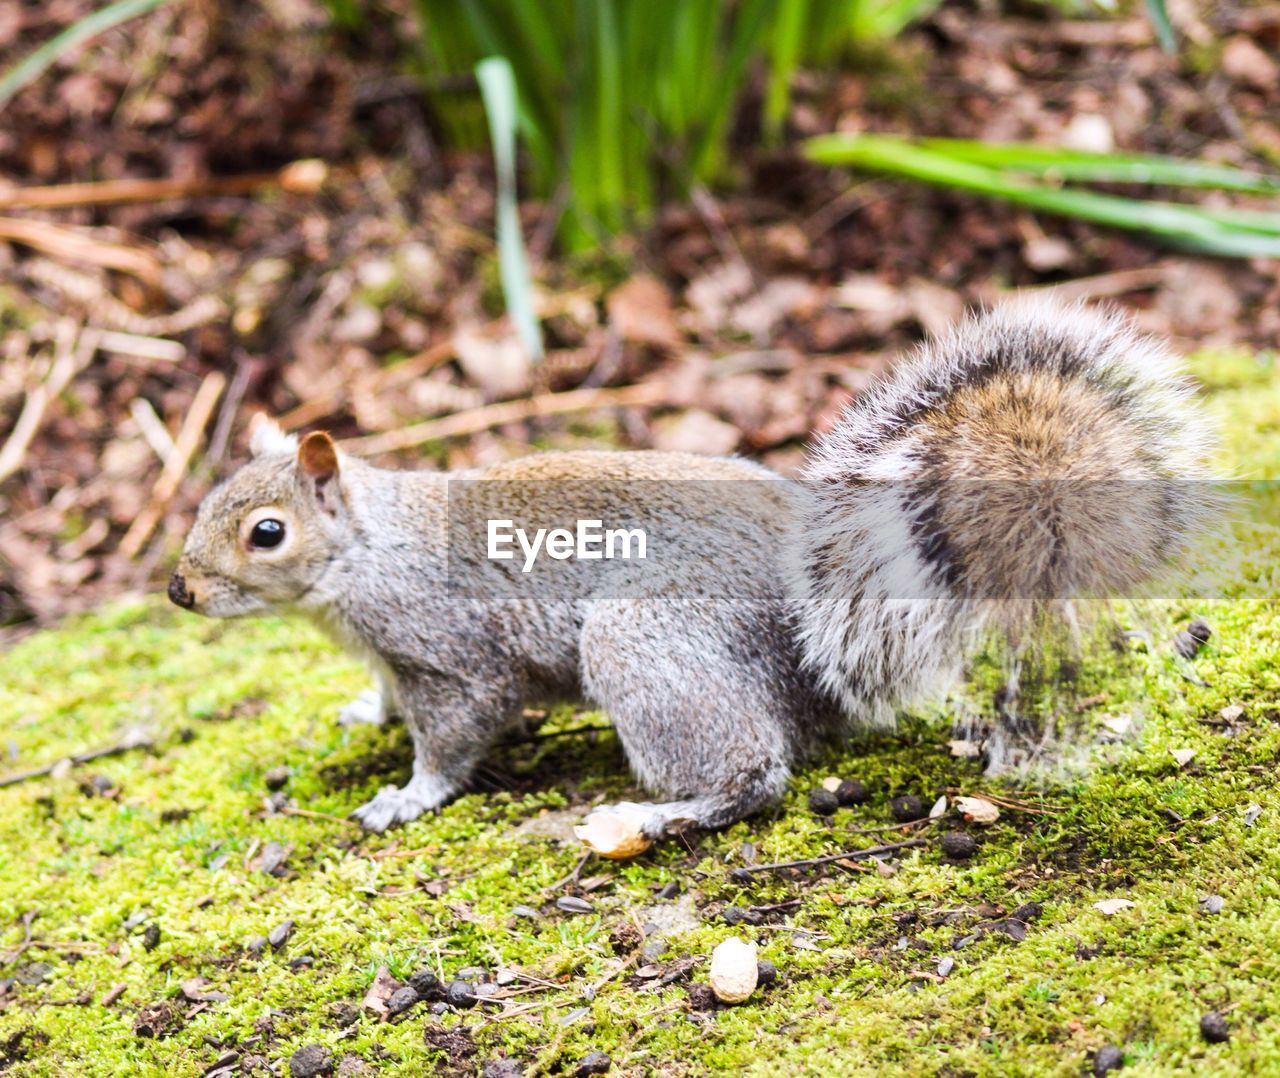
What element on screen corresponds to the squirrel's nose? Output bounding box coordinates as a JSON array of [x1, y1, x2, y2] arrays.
[[168, 571, 195, 609]]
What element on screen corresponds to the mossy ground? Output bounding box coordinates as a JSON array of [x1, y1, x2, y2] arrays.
[[2, 351, 1279, 1077]]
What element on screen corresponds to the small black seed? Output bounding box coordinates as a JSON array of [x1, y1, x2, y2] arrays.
[[289, 1043, 332, 1078], [656, 882, 680, 899], [264, 766, 290, 791], [289, 955, 314, 970], [245, 936, 268, 954], [835, 779, 868, 806], [575, 1051, 612, 1076], [141, 924, 161, 951], [1200, 1011, 1229, 1043], [756, 960, 777, 987], [445, 980, 476, 1009], [890, 795, 923, 822], [1093, 1044, 1124, 1074], [721, 906, 762, 926], [556, 896, 594, 915], [640, 938, 669, 963], [268, 919, 294, 950], [728, 867, 753, 883], [407, 968, 444, 1001], [940, 831, 977, 859], [808, 788, 839, 816]]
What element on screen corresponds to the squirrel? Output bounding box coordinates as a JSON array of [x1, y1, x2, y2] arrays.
[[169, 299, 1210, 834]]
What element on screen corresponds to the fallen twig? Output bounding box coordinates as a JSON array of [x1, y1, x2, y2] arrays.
[[0, 160, 327, 212], [101, 982, 128, 1006], [0, 217, 162, 285], [0, 724, 153, 789], [119, 369, 226, 557], [845, 816, 936, 837], [342, 381, 670, 456], [0, 321, 97, 484], [542, 853, 593, 897], [945, 789, 1063, 814], [279, 805, 361, 828], [729, 838, 927, 876]]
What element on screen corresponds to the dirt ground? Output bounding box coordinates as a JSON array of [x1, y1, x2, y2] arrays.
[[1, 0, 1279, 629]]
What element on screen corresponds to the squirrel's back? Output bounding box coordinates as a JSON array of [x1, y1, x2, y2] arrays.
[[787, 299, 1212, 725]]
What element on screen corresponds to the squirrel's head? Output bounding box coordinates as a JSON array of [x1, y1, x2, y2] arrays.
[[169, 418, 350, 617]]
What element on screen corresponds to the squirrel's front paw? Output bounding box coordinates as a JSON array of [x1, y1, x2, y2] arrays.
[[350, 776, 450, 832], [338, 689, 388, 727]]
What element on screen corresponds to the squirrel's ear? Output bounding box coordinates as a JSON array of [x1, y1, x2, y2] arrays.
[[297, 431, 342, 513], [249, 414, 298, 457]]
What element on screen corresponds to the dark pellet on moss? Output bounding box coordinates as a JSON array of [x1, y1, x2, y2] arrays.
[[940, 831, 977, 859], [575, 1051, 612, 1076], [268, 919, 294, 950], [446, 980, 476, 1009], [808, 788, 839, 816], [756, 960, 778, 987], [656, 882, 681, 899], [264, 766, 290, 791], [1174, 631, 1201, 660], [1011, 901, 1043, 923], [835, 779, 868, 806], [385, 986, 420, 1018], [408, 968, 444, 1000], [290, 1043, 333, 1078], [141, 924, 161, 951], [890, 795, 923, 822], [1200, 1011, 1230, 1043], [329, 1001, 360, 1028], [1188, 618, 1212, 644], [1093, 1044, 1124, 1074], [721, 906, 762, 926], [686, 983, 717, 1011]]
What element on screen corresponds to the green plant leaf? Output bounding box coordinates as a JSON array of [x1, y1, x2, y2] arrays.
[[1143, 0, 1177, 54], [805, 133, 1280, 258], [476, 55, 544, 363], [917, 139, 1280, 193], [0, 0, 177, 110]]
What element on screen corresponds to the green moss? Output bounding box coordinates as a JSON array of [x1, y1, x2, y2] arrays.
[[1, 351, 1278, 1075]]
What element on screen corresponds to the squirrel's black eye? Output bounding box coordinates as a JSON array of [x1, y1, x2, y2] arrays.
[[249, 519, 286, 549]]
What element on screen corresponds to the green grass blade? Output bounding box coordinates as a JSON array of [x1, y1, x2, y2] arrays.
[[805, 134, 1280, 258], [476, 56, 545, 362], [0, 0, 176, 110], [916, 138, 1280, 193], [766, 0, 807, 144], [1143, 0, 1177, 53]]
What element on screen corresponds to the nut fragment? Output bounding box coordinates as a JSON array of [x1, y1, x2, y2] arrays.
[[954, 796, 1000, 825], [574, 811, 653, 860], [708, 937, 759, 1004]]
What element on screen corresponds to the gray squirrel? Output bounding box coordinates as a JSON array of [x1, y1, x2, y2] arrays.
[[169, 300, 1209, 834]]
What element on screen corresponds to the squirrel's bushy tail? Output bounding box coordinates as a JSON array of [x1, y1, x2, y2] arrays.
[[785, 298, 1213, 726]]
